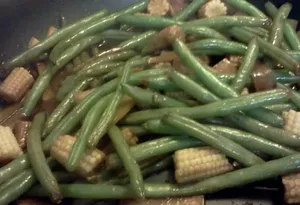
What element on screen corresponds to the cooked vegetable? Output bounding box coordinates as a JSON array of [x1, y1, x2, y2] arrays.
[[108, 126, 145, 198], [51, 135, 105, 177], [282, 172, 300, 204], [0, 67, 34, 103], [283, 110, 300, 136], [13, 121, 31, 150], [174, 147, 233, 184], [28, 37, 39, 49], [147, 0, 170, 16], [198, 0, 227, 18], [27, 113, 62, 203], [0, 126, 23, 163]]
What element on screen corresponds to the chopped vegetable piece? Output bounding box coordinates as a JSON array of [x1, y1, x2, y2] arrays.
[[174, 147, 233, 184], [283, 110, 300, 136], [198, 0, 227, 18], [0, 126, 23, 163], [13, 121, 31, 150], [0, 67, 34, 102], [74, 89, 95, 104], [47, 26, 57, 37], [212, 58, 238, 74], [51, 135, 105, 177], [28, 37, 39, 48], [168, 0, 187, 16], [282, 172, 300, 204], [147, 0, 170, 16]]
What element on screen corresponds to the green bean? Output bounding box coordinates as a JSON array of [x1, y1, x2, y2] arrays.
[[22, 62, 55, 116], [174, 0, 206, 20], [75, 62, 124, 81], [118, 31, 156, 50], [231, 38, 259, 92], [88, 57, 149, 147], [144, 119, 297, 158], [108, 126, 145, 198], [207, 125, 297, 158], [224, 0, 266, 18], [277, 83, 300, 109], [242, 27, 269, 38], [28, 153, 300, 198], [183, 26, 227, 40], [265, 103, 298, 114], [107, 136, 203, 169], [44, 79, 92, 135], [188, 39, 248, 56], [3, 9, 109, 70], [27, 113, 62, 202], [100, 29, 141, 41], [66, 94, 112, 171], [170, 71, 219, 104], [174, 39, 238, 98], [268, 3, 292, 47], [0, 169, 36, 205], [164, 114, 264, 166], [274, 69, 300, 84], [228, 27, 300, 74], [174, 39, 284, 127], [265, 1, 300, 51], [122, 84, 187, 108], [50, 1, 148, 61], [122, 89, 289, 124], [228, 113, 300, 148], [56, 35, 104, 66], [119, 15, 270, 30]]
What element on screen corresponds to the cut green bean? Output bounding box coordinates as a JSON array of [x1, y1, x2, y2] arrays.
[[231, 38, 259, 92], [265, 103, 298, 114], [229, 27, 300, 74], [108, 126, 145, 198], [174, 0, 206, 20], [265, 1, 300, 51], [23, 63, 55, 116], [66, 94, 112, 171], [44, 79, 92, 135], [224, 0, 266, 17], [122, 84, 187, 108], [88, 57, 149, 147], [3, 9, 109, 70], [28, 153, 300, 199], [268, 3, 292, 47], [188, 39, 248, 56], [170, 71, 219, 104], [118, 31, 156, 50], [277, 83, 300, 109], [122, 89, 289, 124], [163, 114, 264, 166], [228, 113, 300, 148], [107, 136, 203, 169], [173, 39, 284, 127], [27, 113, 62, 202], [50, 1, 148, 61], [183, 26, 227, 40], [56, 35, 104, 66]]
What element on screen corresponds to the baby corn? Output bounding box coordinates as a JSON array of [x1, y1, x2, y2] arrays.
[[198, 0, 227, 18], [174, 147, 233, 184], [0, 126, 23, 162], [51, 135, 105, 177], [0, 67, 34, 102], [282, 172, 300, 204], [13, 121, 31, 150], [283, 110, 300, 136]]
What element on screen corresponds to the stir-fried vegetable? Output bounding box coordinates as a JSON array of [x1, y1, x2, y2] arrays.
[[1, 0, 300, 204]]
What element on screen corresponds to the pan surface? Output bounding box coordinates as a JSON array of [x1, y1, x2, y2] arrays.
[[0, 0, 299, 204]]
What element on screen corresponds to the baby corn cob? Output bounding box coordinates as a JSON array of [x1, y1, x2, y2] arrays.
[[282, 172, 300, 204], [13, 121, 31, 150], [28, 37, 39, 48], [198, 0, 227, 18], [0, 126, 23, 162], [174, 147, 233, 184], [147, 0, 170, 16], [47, 26, 57, 36], [283, 110, 300, 136], [51, 135, 106, 177], [0, 67, 34, 102]]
